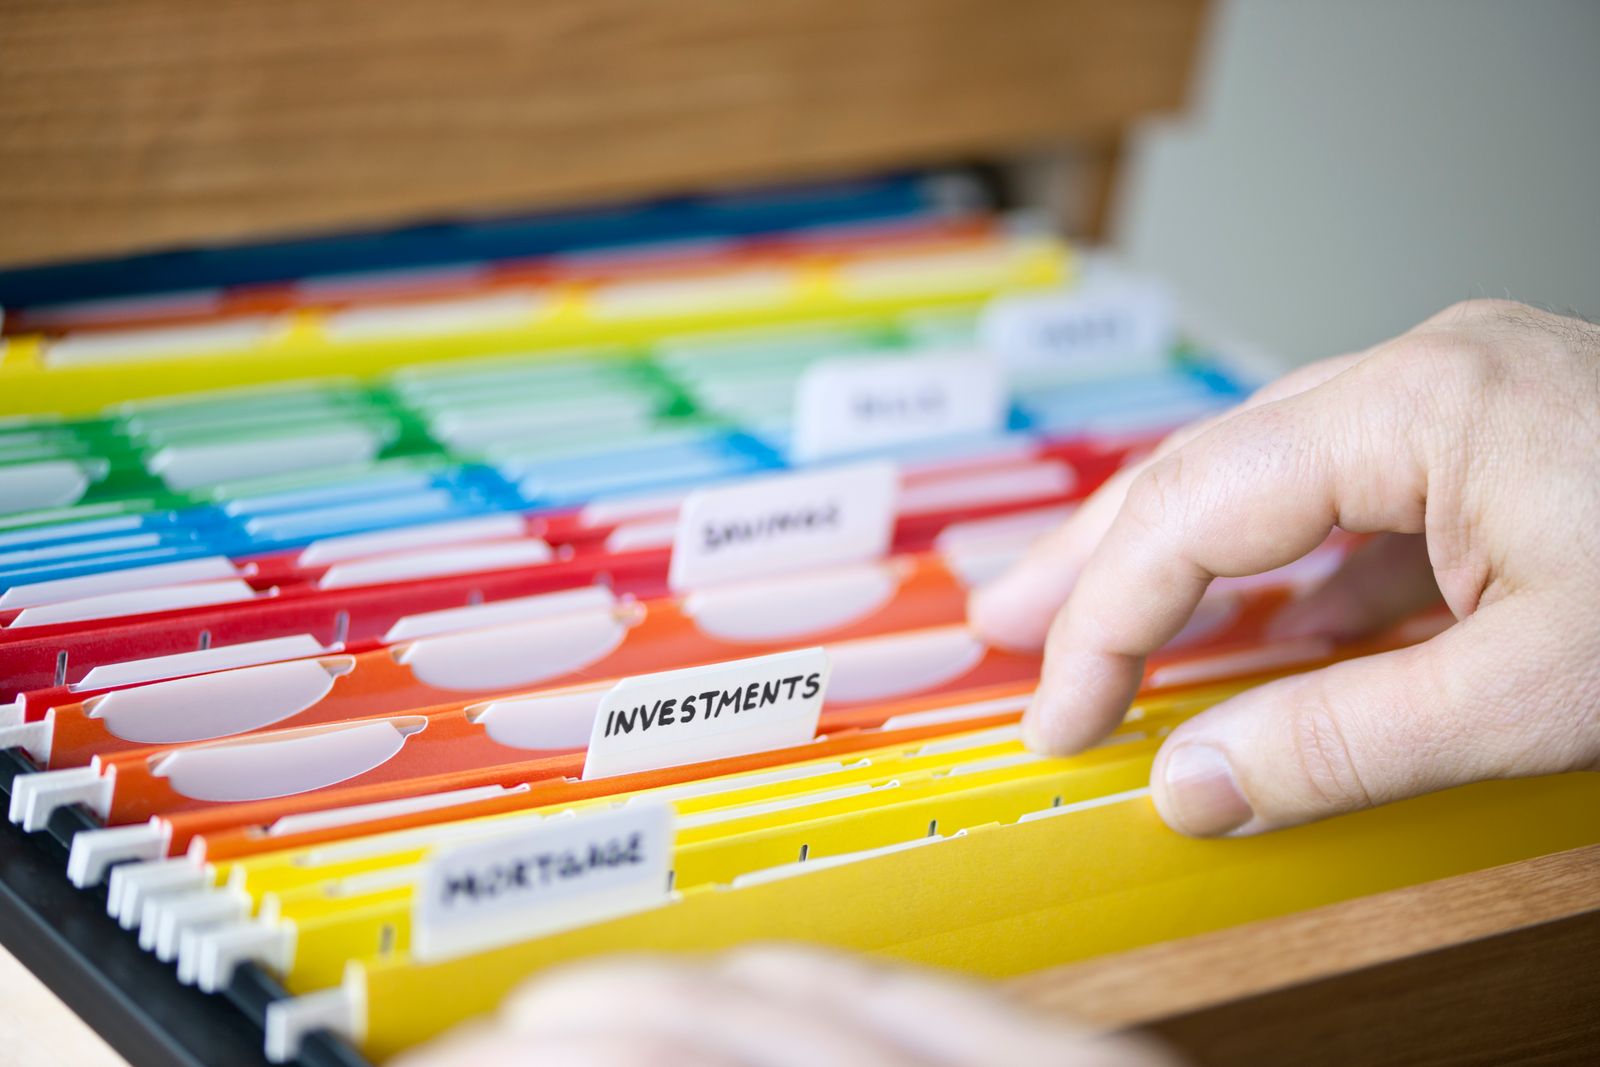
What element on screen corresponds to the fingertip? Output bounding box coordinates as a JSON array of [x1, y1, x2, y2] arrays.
[[1023, 646, 1141, 756], [1020, 703, 1070, 756], [967, 576, 1049, 652], [965, 581, 1009, 643], [1151, 740, 1255, 837], [1022, 670, 1081, 756]]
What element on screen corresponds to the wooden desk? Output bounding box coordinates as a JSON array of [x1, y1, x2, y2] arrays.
[[1014, 844, 1600, 1066]]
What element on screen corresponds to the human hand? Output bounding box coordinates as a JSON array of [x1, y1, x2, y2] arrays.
[[970, 299, 1600, 836], [392, 946, 1177, 1067]]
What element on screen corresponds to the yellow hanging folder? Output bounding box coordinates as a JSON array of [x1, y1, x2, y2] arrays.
[[201, 723, 1170, 994], [0, 237, 1067, 417], [269, 770, 1600, 1064], [167, 688, 1226, 994]]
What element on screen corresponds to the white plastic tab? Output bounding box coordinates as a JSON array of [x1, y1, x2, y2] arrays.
[[265, 981, 362, 1064], [683, 562, 898, 643], [577, 486, 688, 528], [86, 656, 354, 745], [384, 586, 618, 643], [8, 766, 112, 831], [936, 540, 1026, 590], [323, 291, 542, 340], [298, 514, 528, 566], [469, 689, 604, 751], [194, 920, 296, 994], [109, 858, 208, 929], [839, 242, 1023, 297], [317, 539, 552, 589], [411, 802, 674, 962], [583, 648, 829, 780], [0, 555, 241, 610], [932, 502, 1074, 588], [0, 459, 92, 514], [75, 634, 331, 691], [9, 578, 259, 629], [43, 316, 281, 367], [0, 718, 53, 767], [825, 627, 986, 704], [669, 462, 896, 592], [67, 821, 169, 887], [591, 270, 790, 319], [934, 504, 1072, 555], [151, 886, 251, 963], [0, 531, 162, 569], [431, 398, 657, 449], [603, 516, 678, 553], [149, 426, 383, 491], [150, 717, 425, 803], [243, 490, 454, 540], [397, 606, 628, 691], [791, 354, 1004, 462]]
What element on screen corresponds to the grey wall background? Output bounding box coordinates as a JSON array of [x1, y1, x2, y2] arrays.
[[1115, 0, 1600, 366]]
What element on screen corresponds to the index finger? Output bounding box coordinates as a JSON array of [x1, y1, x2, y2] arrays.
[[1024, 365, 1429, 754], [971, 351, 1365, 651]]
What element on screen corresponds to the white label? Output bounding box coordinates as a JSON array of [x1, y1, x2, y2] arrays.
[[411, 803, 673, 962], [582, 648, 830, 780], [979, 280, 1177, 372], [791, 355, 1004, 462], [668, 462, 895, 592]]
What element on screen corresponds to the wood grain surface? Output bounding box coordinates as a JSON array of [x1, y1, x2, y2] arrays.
[[1012, 843, 1600, 1066], [0, 0, 1207, 267]]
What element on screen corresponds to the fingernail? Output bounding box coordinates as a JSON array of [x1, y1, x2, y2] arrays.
[[1159, 744, 1253, 836]]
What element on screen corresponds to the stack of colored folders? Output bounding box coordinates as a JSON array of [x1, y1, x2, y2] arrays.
[[1, 172, 1594, 1066]]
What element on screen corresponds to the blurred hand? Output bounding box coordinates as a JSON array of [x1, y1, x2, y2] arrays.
[[970, 299, 1600, 836], [394, 946, 1177, 1067]]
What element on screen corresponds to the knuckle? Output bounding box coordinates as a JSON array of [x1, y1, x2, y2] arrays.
[[1286, 697, 1379, 814], [1430, 297, 1526, 325], [1123, 452, 1191, 534], [1378, 330, 1501, 399]]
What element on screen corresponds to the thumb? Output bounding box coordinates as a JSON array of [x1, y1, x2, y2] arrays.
[[1151, 599, 1599, 836]]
